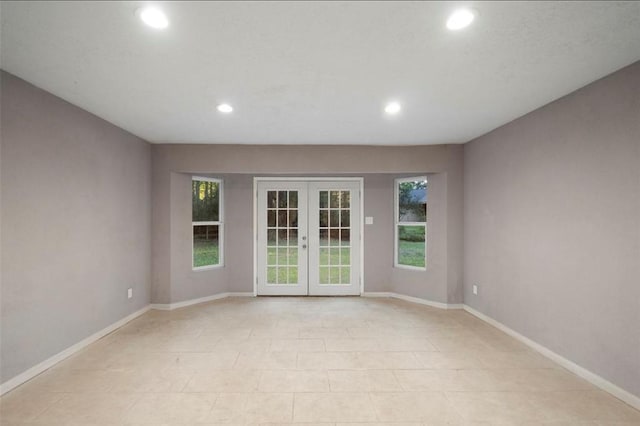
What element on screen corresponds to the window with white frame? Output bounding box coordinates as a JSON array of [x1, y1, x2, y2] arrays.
[[192, 177, 223, 269], [395, 177, 427, 269]]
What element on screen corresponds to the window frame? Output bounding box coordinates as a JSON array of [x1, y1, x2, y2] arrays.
[[192, 176, 224, 271], [394, 176, 427, 271]]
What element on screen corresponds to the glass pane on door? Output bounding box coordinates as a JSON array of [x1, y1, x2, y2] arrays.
[[317, 190, 351, 285], [266, 190, 299, 284]]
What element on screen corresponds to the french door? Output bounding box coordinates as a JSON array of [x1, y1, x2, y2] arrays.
[[256, 180, 361, 296]]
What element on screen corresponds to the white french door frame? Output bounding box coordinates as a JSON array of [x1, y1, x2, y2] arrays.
[[253, 177, 364, 296]]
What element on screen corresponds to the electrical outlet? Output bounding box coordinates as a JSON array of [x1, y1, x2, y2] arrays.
[[365, 216, 374, 225], [127, 288, 133, 299], [472, 285, 478, 295]]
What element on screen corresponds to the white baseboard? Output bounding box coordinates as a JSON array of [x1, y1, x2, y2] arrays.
[[463, 304, 640, 411], [392, 293, 463, 310], [150, 292, 254, 311], [362, 292, 463, 310], [227, 292, 254, 297], [0, 305, 151, 396]]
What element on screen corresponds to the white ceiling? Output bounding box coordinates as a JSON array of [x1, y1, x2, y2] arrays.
[[2, 1, 639, 145]]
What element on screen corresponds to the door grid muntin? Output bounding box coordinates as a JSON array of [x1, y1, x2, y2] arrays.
[[318, 190, 352, 285], [266, 190, 299, 285]]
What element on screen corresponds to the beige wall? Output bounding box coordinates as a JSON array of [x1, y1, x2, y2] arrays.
[[151, 144, 464, 304], [0, 72, 152, 383], [464, 61, 640, 397]]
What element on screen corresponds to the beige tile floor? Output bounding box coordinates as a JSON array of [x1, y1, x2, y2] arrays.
[[1, 297, 639, 425]]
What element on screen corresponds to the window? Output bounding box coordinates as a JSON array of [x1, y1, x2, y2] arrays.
[[192, 177, 223, 269], [395, 177, 427, 269]]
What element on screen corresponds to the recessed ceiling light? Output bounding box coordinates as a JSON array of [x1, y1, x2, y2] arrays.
[[137, 7, 169, 29], [446, 8, 476, 30], [384, 102, 401, 115], [217, 103, 233, 113]]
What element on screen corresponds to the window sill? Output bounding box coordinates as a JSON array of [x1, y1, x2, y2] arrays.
[[192, 264, 224, 272], [394, 264, 427, 272]]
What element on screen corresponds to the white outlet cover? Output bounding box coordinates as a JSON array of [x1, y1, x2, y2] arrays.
[[472, 285, 478, 295], [127, 288, 133, 299], [365, 216, 374, 225]]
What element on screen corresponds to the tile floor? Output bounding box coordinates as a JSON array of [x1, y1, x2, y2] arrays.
[[1, 297, 639, 425]]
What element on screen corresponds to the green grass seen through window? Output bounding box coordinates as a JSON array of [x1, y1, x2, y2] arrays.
[[194, 240, 219, 267], [266, 243, 352, 284], [398, 225, 426, 268]]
